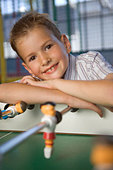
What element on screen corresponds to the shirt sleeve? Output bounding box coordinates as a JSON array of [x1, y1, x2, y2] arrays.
[[87, 51, 113, 80]]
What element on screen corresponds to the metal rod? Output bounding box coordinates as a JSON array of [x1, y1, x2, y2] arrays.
[[61, 106, 72, 114], [0, 122, 47, 156], [0, 106, 72, 156]]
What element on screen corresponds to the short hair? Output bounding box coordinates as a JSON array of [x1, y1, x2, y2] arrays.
[[10, 12, 61, 57]]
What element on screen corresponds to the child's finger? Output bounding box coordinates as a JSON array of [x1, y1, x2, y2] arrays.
[[20, 76, 35, 84], [69, 97, 103, 117], [92, 105, 103, 117]]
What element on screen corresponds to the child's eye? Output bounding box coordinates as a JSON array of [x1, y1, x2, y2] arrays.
[[45, 44, 53, 51], [29, 55, 36, 62]]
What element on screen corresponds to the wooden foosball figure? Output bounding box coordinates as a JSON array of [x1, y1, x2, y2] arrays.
[[40, 102, 62, 159], [90, 135, 113, 170]]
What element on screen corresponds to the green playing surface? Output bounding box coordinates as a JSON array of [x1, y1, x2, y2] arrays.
[[0, 132, 94, 170]]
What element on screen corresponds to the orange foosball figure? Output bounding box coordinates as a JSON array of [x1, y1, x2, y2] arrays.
[[91, 136, 113, 170], [40, 102, 62, 159]]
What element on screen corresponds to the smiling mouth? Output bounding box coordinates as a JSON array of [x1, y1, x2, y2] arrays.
[[43, 63, 59, 74]]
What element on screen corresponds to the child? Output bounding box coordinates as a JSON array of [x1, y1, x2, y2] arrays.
[[1, 11, 113, 116]]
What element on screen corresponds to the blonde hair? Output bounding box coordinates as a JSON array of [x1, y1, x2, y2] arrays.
[[10, 12, 61, 57]]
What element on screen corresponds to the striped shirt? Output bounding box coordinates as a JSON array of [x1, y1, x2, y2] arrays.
[[64, 51, 113, 80]]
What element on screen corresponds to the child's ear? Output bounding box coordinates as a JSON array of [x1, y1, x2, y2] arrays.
[[22, 62, 34, 76], [61, 34, 71, 53]]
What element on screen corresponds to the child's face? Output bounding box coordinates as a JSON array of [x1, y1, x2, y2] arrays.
[[16, 27, 71, 80]]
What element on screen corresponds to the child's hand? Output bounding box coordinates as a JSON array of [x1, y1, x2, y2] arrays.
[[67, 96, 103, 117], [28, 79, 55, 89], [20, 77, 55, 89], [20, 75, 40, 86]]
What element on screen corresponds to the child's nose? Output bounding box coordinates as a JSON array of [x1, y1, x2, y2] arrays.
[[40, 56, 51, 66]]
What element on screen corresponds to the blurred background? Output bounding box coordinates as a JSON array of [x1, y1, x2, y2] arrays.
[[0, 0, 113, 83]]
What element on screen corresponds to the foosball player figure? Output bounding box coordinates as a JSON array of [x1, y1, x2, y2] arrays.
[[40, 102, 62, 159], [1, 101, 34, 119], [90, 135, 113, 170]]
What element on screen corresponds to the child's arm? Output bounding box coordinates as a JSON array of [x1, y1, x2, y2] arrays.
[[0, 82, 72, 105], [52, 75, 113, 107], [28, 73, 113, 107], [0, 82, 103, 116]]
